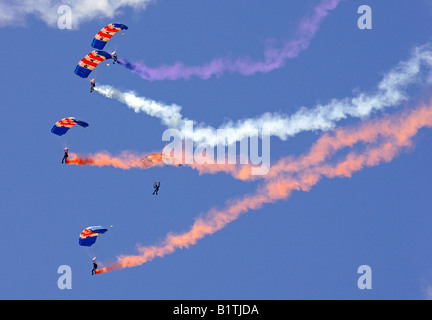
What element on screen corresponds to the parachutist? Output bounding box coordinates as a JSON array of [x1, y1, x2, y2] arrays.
[[62, 148, 69, 164], [153, 181, 160, 195], [92, 261, 98, 275], [112, 51, 118, 64], [90, 79, 96, 92]]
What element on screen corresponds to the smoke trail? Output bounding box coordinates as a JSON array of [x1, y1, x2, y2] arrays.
[[66, 151, 143, 169], [66, 149, 253, 180], [64, 94, 427, 180], [95, 101, 432, 273], [66, 151, 182, 170], [96, 43, 432, 146], [118, 0, 342, 81]]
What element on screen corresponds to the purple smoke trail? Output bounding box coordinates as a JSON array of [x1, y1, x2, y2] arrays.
[[119, 0, 342, 81]]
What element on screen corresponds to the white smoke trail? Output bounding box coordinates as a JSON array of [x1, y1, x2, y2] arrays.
[[95, 43, 432, 146]]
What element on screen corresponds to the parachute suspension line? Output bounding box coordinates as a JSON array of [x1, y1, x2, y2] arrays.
[[86, 248, 99, 265]]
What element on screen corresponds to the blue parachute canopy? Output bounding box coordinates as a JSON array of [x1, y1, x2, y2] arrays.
[[91, 23, 128, 50], [79, 226, 110, 247], [51, 117, 89, 136], [74, 50, 113, 78]]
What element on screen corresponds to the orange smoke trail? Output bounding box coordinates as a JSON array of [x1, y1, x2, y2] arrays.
[[95, 102, 432, 274], [261, 104, 430, 180], [66, 148, 253, 179], [67, 151, 154, 170], [64, 99, 432, 180]]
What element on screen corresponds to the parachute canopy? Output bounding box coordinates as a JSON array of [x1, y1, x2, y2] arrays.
[[51, 117, 89, 136], [140, 153, 181, 168], [79, 226, 110, 247], [92, 23, 128, 50], [74, 50, 112, 78]]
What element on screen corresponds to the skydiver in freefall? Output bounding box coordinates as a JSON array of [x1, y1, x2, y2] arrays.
[[153, 181, 160, 195], [62, 148, 69, 164]]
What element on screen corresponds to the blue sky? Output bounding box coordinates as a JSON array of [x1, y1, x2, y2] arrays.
[[1, 0, 432, 300]]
